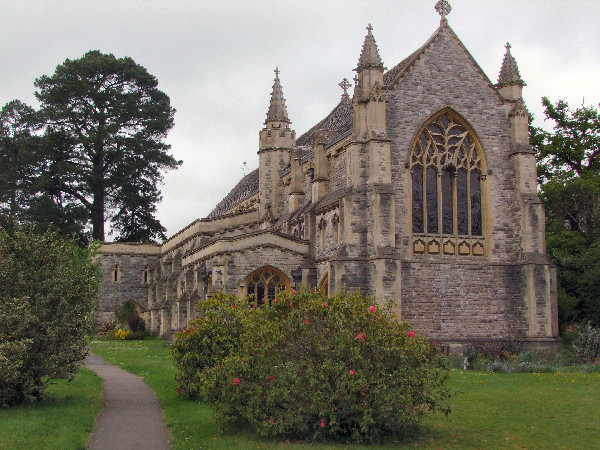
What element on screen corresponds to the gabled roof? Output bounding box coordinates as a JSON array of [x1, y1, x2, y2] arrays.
[[384, 21, 504, 102], [206, 21, 503, 220]]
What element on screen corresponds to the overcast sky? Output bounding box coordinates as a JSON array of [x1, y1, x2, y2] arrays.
[[1, 0, 599, 239]]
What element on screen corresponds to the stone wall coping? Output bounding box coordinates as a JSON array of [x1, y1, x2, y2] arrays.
[[182, 230, 310, 266], [100, 243, 161, 255], [161, 209, 260, 253]]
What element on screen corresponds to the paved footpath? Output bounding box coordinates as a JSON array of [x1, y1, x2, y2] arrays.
[[85, 353, 171, 450]]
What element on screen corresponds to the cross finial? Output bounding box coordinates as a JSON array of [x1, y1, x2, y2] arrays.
[[274, 66, 280, 78], [505, 42, 511, 51], [338, 78, 351, 97], [434, 0, 452, 22], [366, 23, 373, 34]]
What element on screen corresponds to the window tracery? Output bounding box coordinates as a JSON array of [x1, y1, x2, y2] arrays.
[[245, 266, 290, 307], [409, 110, 485, 256]]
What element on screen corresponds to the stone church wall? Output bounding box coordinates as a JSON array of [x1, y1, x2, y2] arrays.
[[400, 260, 529, 340], [97, 250, 159, 325]]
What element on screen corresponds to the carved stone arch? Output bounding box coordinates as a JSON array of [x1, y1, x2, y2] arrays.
[[245, 266, 291, 307], [408, 108, 488, 256]]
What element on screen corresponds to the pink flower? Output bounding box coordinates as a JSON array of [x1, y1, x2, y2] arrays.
[[273, 298, 278, 303], [355, 332, 368, 342], [319, 419, 325, 428], [304, 319, 310, 325], [323, 301, 328, 307], [252, 304, 257, 309], [231, 304, 237, 308], [408, 330, 415, 338], [369, 305, 376, 313], [292, 289, 297, 294], [349, 369, 356, 375], [233, 378, 240, 386]]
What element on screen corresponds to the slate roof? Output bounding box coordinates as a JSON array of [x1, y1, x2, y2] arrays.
[[296, 93, 353, 147], [207, 168, 259, 218]]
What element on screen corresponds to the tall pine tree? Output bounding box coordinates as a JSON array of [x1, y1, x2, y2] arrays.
[[34, 50, 180, 242]]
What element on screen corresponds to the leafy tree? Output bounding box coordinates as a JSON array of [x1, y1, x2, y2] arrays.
[[0, 100, 39, 227], [34, 50, 180, 242], [0, 225, 98, 407], [532, 97, 600, 326]]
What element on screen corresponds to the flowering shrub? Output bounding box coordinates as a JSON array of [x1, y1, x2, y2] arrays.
[[175, 290, 451, 442], [171, 293, 245, 398]]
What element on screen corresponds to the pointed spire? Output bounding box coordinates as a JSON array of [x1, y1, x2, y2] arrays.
[[355, 24, 384, 71], [266, 67, 290, 124], [497, 42, 525, 87]]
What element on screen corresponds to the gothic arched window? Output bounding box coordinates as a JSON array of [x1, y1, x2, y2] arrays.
[[245, 266, 290, 307], [409, 110, 486, 256]]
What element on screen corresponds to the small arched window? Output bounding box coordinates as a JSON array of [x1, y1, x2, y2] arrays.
[[409, 110, 486, 256], [245, 266, 290, 307], [112, 264, 122, 282], [142, 265, 150, 284]]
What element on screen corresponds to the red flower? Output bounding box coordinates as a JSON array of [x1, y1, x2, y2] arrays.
[[252, 304, 258, 309], [291, 289, 297, 294], [288, 302, 293, 308], [355, 333, 368, 342], [369, 305, 376, 313], [408, 330, 415, 338], [319, 419, 325, 428], [267, 375, 275, 382], [273, 298, 278, 303], [304, 319, 310, 325], [323, 301, 328, 307], [349, 369, 356, 375], [233, 378, 240, 386], [231, 304, 237, 308]]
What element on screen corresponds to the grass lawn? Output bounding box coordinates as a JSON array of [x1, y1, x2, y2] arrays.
[[90, 337, 600, 449], [0, 368, 103, 450]]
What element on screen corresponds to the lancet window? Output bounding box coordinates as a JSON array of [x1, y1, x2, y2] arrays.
[[112, 264, 122, 282], [245, 266, 290, 307], [409, 110, 486, 256]]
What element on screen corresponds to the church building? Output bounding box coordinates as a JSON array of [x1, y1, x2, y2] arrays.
[[98, 2, 559, 349]]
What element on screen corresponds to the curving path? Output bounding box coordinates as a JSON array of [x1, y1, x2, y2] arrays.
[[84, 353, 170, 450]]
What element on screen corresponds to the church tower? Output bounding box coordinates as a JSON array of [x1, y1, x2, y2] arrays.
[[497, 44, 558, 338], [258, 68, 295, 222]]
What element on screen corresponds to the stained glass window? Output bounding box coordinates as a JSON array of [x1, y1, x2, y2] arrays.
[[245, 267, 291, 307], [409, 110, 485, 239]]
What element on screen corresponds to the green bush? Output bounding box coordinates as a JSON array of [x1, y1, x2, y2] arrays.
[[573, 323, 600, 363], [0, 226, 98, 407], [174, 290, 451, 443], [172, 293, 244, 399]]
